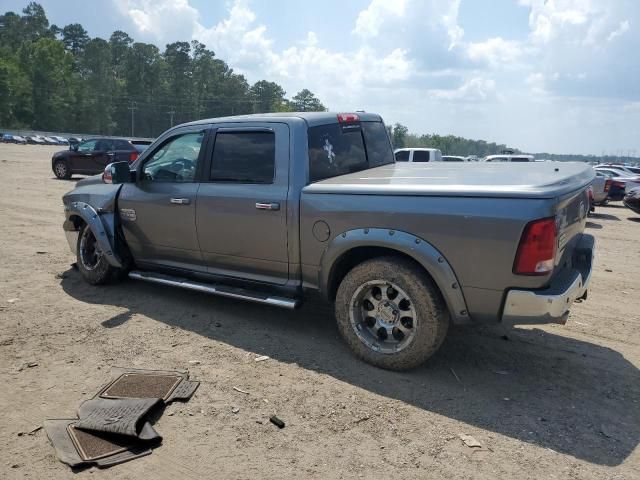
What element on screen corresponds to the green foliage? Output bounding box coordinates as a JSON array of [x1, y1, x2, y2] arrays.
[[389, 123, 513, 157], [290, 89, 325, 112], [0, 3, 326, 137], [391, 123, 408, 148]]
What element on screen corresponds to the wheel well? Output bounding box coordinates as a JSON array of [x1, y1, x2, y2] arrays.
[[68, 214, 85, 230], [327, 246, 438, 300]]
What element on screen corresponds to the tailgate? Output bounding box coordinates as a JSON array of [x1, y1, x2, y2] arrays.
[[554, 187, 590, 273]]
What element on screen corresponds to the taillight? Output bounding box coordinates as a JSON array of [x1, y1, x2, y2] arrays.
[[587, 186, 593, 203], [513, 217, 557, 275], [604, 179, 611, 192], [337, 113, 360, 123], [129, 151, 139, 163]]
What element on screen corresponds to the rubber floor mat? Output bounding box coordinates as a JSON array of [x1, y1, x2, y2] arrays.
[[67, 425, 133, 461], [99, 373, 183, 401]]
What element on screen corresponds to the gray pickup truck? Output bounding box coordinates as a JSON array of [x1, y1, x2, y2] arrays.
[[62, 112, 595, 370]]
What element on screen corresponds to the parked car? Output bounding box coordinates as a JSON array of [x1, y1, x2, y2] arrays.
[[12, 135, 27, 144], [2, 133, 14, 143], [52, 136, 69, 145], [594, 167, 640, 191], [623, 186, 640, 214], [598, 163, 640, 175], [483, 154, 535, 162], [61, 112, 595, 370], [591, 172, 610, 205], [51, 137, 147, 179], [26, 136, 45, 145], [394, 148, 443, 162], [442, 155, 467, 162], [43, 136, 61, 145]]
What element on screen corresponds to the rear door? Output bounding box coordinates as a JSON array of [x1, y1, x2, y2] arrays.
[[118, 128, 209, 271], [196, 123, 290, 285], [112, 139, 135, 164]]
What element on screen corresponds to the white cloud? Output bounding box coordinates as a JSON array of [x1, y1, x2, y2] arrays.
[[112, 0, 640, 154], [429, 77, 497, 102], [116, 0, 199, 39], [353, 0, 407, 38], [467, 37, 523, 67], [607, 20, 630, 42]]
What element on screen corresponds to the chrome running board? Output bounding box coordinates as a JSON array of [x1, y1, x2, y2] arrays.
[[128, 270, 299, 309]]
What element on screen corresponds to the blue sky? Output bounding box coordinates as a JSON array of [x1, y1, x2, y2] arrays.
[[3, 0, 639, 155]]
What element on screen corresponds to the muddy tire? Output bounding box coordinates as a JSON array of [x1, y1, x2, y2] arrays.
[[53, 160, 71, 180], [335, 256, 449, 370], [76, 223, 122, 285]]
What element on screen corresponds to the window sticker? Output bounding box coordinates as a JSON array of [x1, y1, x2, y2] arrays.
[[323, 138, 336, 164]]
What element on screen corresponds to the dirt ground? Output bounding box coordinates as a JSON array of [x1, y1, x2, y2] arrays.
[[0, 143, 638, 479]]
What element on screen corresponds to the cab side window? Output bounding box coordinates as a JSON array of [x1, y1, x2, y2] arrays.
[[412, 151, 430, 162], [95, 139, 113, 152], [210, 131, 275, 184], [77, 140, 98, 153], [395, 150, 409, 162], [142, 132, 204, 183]]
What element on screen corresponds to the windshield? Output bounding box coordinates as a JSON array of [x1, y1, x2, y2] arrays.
[[308, 121, 394, 182]]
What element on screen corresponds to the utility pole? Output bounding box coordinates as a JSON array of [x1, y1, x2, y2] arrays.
[[167, 108, 176, 127], [128, 100, 137, 137]]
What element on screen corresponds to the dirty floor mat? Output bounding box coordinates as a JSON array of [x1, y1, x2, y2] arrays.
[[45, 368, 199, 469]]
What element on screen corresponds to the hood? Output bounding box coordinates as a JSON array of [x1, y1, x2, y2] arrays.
[[303, 162, 595, 199]]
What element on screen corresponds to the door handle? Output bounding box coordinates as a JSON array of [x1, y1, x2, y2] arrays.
[[255, 202, 280, 211], [107, 152, 115, 157], [170, 198, 191, 205]]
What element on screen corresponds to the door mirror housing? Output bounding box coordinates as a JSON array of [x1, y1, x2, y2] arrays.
[[102, 161, 134, 184]]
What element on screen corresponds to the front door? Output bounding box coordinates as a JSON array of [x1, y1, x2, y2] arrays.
[[118, 129, 208, 271], [69, 139, 109, 173], [196, 123, 290, 285]]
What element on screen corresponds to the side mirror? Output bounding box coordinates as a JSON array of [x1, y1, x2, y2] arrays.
[[102, 161, 134, 184], [70, 143, 78, 151]]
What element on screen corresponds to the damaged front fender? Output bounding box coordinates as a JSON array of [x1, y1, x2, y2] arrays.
[[62, 184, 125, 268]]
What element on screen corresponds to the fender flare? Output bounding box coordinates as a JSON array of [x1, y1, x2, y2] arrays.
[[320, 228, 469, 324], [66, 201, 123, 268]]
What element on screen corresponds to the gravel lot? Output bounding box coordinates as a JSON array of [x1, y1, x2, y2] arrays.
[[1, 144, 639, 479]]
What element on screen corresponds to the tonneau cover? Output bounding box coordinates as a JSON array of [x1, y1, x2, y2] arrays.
[[304, 162, 595, 199]]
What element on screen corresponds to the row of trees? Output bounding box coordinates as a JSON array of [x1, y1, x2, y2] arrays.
[[0, 3, 326, 137], [388, 123, 513, 157]]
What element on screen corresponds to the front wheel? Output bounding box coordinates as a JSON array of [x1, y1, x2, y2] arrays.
[[76, 224, 122, 285], [53, 160, 71, 179], [335, 257, 449, 370]]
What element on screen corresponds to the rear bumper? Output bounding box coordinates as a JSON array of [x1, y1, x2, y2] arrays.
[[501, 234, 594, 325]]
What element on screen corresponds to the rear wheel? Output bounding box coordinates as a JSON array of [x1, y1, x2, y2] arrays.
[[53, 160, 71, 180], [76, 224, 122, 285], [335, 257, 449, 370]]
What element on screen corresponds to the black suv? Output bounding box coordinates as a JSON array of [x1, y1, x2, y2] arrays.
[[51, 137, 152, 179]]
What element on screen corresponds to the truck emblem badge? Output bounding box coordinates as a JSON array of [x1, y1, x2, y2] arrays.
[[120, 208, 137, 221]]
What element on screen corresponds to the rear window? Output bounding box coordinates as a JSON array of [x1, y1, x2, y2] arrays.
[[113, 140, 132, 150], [413, 151, 430, 162], [308, 121, 394, 182], [511, 157, 531, 162]]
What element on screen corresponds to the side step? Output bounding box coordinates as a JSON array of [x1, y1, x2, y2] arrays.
[[128, 270, 300, 310]]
